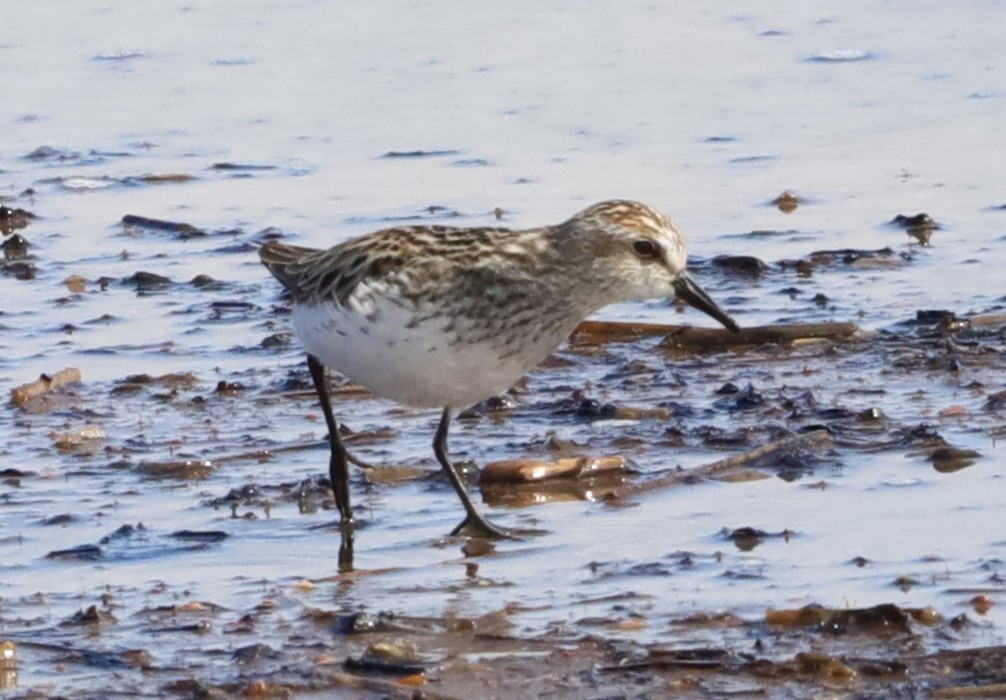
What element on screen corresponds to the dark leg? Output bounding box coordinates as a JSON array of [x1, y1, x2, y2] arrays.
[[434, 407, 512, 538], [306, 354, 353, 526]]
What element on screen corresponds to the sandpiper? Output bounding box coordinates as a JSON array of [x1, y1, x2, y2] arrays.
[[260, 200, 739, 538]]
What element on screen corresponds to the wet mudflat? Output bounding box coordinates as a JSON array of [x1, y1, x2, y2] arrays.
[[4, 0, 1006, 697], [3, 231, 1006, 698]]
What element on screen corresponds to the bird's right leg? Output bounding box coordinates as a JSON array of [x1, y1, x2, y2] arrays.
[[433, 407, 514, 539], [306, 354, 353, 525]]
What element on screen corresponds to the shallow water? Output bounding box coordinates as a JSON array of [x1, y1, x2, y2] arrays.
[[3, 0, 1006, 695]]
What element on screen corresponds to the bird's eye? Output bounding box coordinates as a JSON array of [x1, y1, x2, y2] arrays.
[[632, 239, 658, 259]]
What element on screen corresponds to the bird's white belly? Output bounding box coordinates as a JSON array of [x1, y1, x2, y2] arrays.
[[292, 301, 541, 408]]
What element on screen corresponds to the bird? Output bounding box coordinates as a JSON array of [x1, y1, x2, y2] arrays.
[[260, 200, 739, 539]]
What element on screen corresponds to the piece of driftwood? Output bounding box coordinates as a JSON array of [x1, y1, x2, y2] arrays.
[[605, 430, 833, 503], [966, 312, 1006, 329], [121, 213, 203, 235], [932, 683, 1006, 699], [571, 319, 861, 350], [480, 455, 627, 485], [10, 368, 82, 408]]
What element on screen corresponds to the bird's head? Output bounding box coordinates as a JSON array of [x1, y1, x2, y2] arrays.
[[557, 200, 740, 333]]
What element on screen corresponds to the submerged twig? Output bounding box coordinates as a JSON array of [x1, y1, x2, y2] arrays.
[[572, 320, 701, 344], [605, 430, 833, 503], [932, 682, 1006, 699], [329, 671, 459, 699], [138, 438, 381, 477], [661, 321, 861, 352]]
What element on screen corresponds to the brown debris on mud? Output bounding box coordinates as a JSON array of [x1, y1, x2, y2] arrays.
[[10, 367, 82, 411], [2, 596, 1005, 698], [4, 290, 1006, 697]]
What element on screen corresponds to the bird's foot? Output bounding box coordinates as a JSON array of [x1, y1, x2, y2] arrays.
[[450, 512, 519, 539]]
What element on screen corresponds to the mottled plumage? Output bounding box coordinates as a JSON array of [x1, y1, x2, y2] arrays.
[[260, 200, 739, 539]]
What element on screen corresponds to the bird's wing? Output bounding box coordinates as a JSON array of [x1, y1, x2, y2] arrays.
[[259, 225, 526, 307], [259, 237, 408, 306]]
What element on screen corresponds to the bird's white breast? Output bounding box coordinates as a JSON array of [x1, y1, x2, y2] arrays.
[[293, 299, 544, 409]]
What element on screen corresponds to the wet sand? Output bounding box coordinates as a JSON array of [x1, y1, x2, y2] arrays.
[[3, 1, 1006, 696]]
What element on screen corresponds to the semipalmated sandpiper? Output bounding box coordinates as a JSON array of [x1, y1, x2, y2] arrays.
[[261, 200, 739, 538]]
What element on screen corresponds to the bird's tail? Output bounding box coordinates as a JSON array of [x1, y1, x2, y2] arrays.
[[258, 241, 320, 296]]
